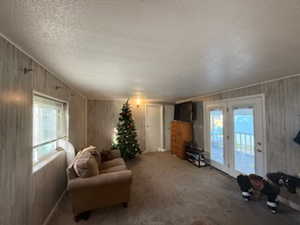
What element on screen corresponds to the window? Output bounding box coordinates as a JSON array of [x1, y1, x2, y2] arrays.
[[33, 94, 68, 164]]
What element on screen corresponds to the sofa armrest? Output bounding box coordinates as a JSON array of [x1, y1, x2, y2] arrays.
[[68, 170, 132, 215], [68, 170, 132, 191]]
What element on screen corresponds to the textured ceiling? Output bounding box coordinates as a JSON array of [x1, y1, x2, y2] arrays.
[[1, 0, 300, 102]]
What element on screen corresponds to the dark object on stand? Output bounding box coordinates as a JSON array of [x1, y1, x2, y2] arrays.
[[294, 130, 300, 145], [267, 172, 300, 194], [185, 143, 209, 168], [174, 101, 197, 122]]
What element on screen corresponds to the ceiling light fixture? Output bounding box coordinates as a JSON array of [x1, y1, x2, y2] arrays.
[[136, 97, 142, 108]]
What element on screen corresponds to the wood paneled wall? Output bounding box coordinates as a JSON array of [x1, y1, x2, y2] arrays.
[[0, 36, 87, 225], [0, 36, 33, 225], [31, 152, 67, 225], [192, 76, 300, 175], [192, 102, 204, 149], [88, 100, 146, 152], [87, 100, 176, 153]]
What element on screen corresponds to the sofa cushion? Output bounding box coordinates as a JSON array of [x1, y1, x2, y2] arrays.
[[73, 151, 99, 178], [99, 165, 127, 174], [101, 158, 125, 170], [101, 149, 121, 161]]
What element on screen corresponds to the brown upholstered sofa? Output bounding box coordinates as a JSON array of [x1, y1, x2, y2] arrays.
[[66, 146, 132, 219]]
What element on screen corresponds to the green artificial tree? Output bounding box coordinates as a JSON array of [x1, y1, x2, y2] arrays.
[[115, 100, 141, 160]]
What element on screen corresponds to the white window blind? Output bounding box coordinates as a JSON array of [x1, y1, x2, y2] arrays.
[[33, 94, 67, 164]]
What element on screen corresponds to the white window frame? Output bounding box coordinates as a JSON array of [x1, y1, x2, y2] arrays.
[[32, 92, 69, 165]]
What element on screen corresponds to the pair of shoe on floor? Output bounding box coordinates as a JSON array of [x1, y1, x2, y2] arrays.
[[238, 174, 280, 214], [242, 190, 279, 214]]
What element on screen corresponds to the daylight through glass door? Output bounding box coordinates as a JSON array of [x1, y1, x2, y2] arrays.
[[233, 107, 255, 174], [210, 109, 224, 165]]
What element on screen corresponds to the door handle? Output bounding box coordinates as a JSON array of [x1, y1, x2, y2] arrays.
[[256, 142, 262, 152]]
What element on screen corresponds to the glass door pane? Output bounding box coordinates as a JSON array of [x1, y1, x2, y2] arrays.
[[233, 107, 255, 174], [210, 109, 224, 164]]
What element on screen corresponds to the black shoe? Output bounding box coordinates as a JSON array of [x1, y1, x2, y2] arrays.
[[267, 201, 278, 214], [242, 192, 251, 201]]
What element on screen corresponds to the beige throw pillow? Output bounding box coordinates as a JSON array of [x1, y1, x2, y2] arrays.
[[81, 145, 102, 168], [82, 145, 96, 152], [73, 151, 99, 178], [66, 151, 83, 179]]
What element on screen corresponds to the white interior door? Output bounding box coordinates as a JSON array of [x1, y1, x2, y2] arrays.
[[205, 95, 266, 177], [145, 104, 163, 153]]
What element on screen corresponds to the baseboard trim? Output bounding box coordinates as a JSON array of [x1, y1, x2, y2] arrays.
[[42, 189, 66, 225]]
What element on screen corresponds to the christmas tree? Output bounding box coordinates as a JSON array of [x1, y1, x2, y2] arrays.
[[115, 100, 141, 160]]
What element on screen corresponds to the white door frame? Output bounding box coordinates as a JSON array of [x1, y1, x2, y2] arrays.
[[145, 104, 164, 152], [204, 94, 267, 177]]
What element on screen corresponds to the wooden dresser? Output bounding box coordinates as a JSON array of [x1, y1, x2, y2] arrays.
[[171, 120, 193, 159]]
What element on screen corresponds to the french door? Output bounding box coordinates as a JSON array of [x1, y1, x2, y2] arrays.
[[204, 95, 266, 177]]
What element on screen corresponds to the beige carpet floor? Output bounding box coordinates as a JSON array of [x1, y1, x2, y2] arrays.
[[48, 152, 300, 225]]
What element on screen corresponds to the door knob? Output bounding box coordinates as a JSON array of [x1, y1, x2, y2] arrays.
[[256, 149, 262, 152]]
